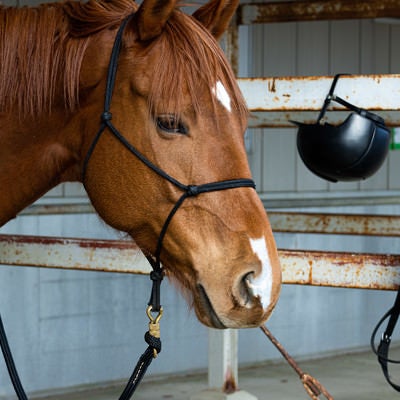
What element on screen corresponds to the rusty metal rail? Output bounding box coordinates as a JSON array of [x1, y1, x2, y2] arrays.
[[237, 75, 400, 128], [238, 0, 400, 25], [0, 235, 151, 274], [281, 249, 400, 290], [21, 202, 93, 216], [1, 234, 399, 290], [269, 212, 400, 237]]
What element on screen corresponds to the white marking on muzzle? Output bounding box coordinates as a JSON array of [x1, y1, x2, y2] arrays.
[[213, 81, 232, 112], [248, 237, 273, 310]]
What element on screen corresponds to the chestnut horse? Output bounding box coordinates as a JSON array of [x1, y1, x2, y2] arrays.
[[0, 0, 281, 329]]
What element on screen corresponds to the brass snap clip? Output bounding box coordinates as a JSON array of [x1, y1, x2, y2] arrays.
[[146, 306, 163, 357]]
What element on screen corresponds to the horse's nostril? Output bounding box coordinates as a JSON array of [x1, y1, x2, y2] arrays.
[[239, 272, 255, 306]]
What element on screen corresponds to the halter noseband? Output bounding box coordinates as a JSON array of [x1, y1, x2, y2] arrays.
[[82, 15, 256, 312]]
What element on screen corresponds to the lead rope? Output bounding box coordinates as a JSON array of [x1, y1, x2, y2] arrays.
[[0, 304, 162, 400], [370, 287, 400, 392], [260, 325, 334, 400], [0, 314, 28, 400], [118, 306, 163, 400]]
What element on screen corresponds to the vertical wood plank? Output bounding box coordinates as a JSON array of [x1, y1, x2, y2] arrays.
[[360, 20, 374, 75], [374, 23, 391, 73], [297, 21, 330, 75], [247, 130, 264, 189], [263, 130, 296, 192], [63, 183, 87, 197], [260, 23, 297, 193], [247, 22, 265, 191]]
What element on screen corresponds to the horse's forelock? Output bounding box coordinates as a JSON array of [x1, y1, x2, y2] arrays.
[[147, 11, 248, 126]]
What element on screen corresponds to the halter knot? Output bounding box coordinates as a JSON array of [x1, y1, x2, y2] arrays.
[[101, 111, 112, 122], [186, 185, 200, 197], [144, 331, 162, 355], [150, 269, 163, 282]]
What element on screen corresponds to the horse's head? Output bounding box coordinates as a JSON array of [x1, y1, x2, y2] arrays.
[[81, 0, 281, 328]]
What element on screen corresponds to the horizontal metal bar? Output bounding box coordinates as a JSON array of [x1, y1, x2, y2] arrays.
[[0, 234, 399, 290], [21, 203, 94, 216], [238, 0, 400, 25], [238, 75, 400, 110], [269, 212, 400, 237], [0, 235, 151, 275], [237, 75, 400, 127], [280, 249, 400, 290]]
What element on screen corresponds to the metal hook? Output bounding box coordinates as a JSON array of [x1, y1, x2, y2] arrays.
[[146, 305, 163, 324]]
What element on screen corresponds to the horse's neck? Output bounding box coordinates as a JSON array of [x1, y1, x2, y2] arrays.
[[0, 115, 82, 226], [0, 24, 114, 227]]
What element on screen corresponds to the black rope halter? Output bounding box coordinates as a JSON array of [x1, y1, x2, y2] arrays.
[[82, 14, 256, 313]]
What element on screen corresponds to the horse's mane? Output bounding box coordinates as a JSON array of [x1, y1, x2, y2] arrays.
[[0, 0, 247, 123], [0, 0, 135, 115]]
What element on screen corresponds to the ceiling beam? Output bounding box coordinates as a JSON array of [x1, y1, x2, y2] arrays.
[[238, 0, 400, 25]]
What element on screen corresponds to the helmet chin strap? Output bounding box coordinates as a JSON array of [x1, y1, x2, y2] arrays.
[[317, 73, 345, 123], [317, 73, 385, 126]]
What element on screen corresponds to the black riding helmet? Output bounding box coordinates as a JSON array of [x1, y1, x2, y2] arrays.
[[294, 74, 390, 182]]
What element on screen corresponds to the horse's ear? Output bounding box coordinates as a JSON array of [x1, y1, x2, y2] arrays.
[[193, 0, 239, 40], [135, 0, 178, 41]]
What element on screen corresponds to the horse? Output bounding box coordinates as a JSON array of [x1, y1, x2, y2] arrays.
[[0, 0, 281, 329]]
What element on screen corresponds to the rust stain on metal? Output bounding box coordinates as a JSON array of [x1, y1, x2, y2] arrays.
[[0, 234, 139, 250], [268, 78, 276, 93], [77, 238, 138, 250], [240, 0, 400, 24], [223, 368, 238, 394]]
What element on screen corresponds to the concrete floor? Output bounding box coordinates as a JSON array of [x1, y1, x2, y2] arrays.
[[34, 348, 400, 400]]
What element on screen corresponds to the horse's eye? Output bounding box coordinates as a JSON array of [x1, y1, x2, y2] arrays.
[[156, 115, 188, 135]]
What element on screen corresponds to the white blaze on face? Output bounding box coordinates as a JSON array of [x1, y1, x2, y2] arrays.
[[248, 237, 273, 310], [213, 81, 232, 112]]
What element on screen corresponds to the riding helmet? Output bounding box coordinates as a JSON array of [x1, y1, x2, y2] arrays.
[[294, 74, 390, 182]]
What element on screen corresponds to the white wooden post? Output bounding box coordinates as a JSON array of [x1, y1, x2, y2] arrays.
[[191, 329, 257, 400]]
